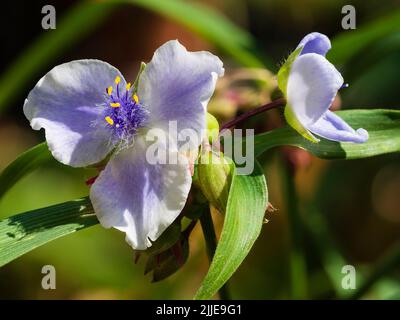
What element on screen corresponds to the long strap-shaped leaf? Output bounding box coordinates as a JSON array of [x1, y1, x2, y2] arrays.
[[0, 143, 52, 199], [194, 161, 268, 299], [254, 109, 400, 158], [0, 198, 98, 267]]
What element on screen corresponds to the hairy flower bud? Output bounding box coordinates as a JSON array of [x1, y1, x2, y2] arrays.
[[197, 151, 234, 213]]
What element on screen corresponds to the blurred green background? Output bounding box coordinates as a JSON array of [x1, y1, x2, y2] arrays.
[[1, 0, 400, 299]]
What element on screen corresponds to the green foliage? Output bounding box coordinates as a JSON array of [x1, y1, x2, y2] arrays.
[[195, 161, 268, 299], [0, 143, 52, 199], [0, 198, 98, 267], [0, 107, 396, 284], [254, 109, 400, 159]]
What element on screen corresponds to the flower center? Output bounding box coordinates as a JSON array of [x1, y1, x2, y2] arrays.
[[103, 76, 148, 144]]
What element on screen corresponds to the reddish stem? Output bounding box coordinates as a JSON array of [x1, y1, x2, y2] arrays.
[[219, 97, 286, 132]]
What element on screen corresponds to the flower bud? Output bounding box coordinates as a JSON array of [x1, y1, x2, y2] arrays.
[[197, 151, 234, 213]]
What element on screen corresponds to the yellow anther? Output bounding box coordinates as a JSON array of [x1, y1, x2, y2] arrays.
[[115, 76, 121, 85], [105, 116, 114, 126], [133, 94, 139, 104], [107, 86, 113, 95], [110, 102, 121, 108], [126, 82, 131, 90]]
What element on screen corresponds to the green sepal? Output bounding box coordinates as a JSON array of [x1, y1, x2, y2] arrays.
[[184, 202, 208, 220], [144, 235, 190, 282], [277, 47, 302, 95], [284, 104, 319, 143], [139, 222, 181, 256]]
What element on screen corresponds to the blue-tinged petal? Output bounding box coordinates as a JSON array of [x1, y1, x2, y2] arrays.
[[287, 53, 343, 127], [297, 32, 331, 56], [138, 40, 224, 151], [307, 110, 369, 143], [90, 136, 192, 250], [23, 60, 124, 167]]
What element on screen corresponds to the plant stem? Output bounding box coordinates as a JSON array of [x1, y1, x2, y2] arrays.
[[219, 97, 286, 132], [199, 208, 231, 300], [281, 157, 308, 299]]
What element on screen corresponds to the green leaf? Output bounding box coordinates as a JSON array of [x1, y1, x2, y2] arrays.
[[254, 109, 400, 159], [0, 1, 118, 112], [0, 198, 98, 267], [194, 161, 268, 299], [124, 0, 268, 68], [0, 143, 53, 199], [329, 10, 400, 66]]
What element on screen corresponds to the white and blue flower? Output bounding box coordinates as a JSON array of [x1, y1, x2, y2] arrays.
[[24, 40, 224, 249], [278, 32, 368, 143]]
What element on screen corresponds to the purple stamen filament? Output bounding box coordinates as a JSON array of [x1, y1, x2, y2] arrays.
[[103, 77, 148, 142]]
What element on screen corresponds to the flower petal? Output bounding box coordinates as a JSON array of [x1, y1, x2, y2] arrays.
[[307, 110, 369, 143], [90, 136, 192, 250], [287, 53, 343, 126], [23, 60, 124, 167], [297, 32, 331, 56], [138, 40, 224, 150]]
